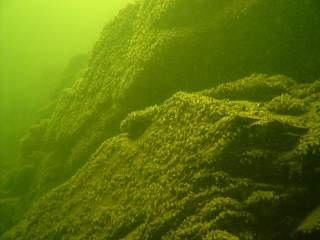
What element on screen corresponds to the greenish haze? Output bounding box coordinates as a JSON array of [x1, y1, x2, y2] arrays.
[[0, 0, 132, 164]]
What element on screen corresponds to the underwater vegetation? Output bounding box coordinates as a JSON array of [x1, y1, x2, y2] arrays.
[[1, 0, 320, 239]]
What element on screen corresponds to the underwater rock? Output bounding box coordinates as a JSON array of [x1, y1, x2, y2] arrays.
[[0, 198, 17, 236], [203, 74, 295, 102], [295, 206, 320, 239], [51, 54, 88, 100], [2, 0, 320, 238], [267, 94, 309, 116], [120, 105, 159, 138], [2, 77, 320, 239], [9, 0, 320, 202]]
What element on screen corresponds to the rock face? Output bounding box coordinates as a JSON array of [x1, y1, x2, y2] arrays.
[[3, 75, 320, 240], [296, 206, 320, 239], [51, 54, 88, 100], [12, 0, 320, 197], [1, 0, 320, 238]]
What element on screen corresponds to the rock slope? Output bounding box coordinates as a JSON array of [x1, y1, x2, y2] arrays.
[[1, 0, 320, 238], [12, 0, 320, 197], [3, 75, 320, 239]]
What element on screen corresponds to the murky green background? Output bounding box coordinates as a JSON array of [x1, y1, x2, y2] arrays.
[[0, 0, 131, 164]]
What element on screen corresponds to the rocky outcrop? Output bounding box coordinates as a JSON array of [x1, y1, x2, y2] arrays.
[[1, 0, 320, 238], [296, 206, 320, 239], [10, 0, 320, 200], [2, 75, 320, 239]]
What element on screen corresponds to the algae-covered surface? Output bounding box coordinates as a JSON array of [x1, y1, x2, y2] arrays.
[[1, 0, 320, 239]]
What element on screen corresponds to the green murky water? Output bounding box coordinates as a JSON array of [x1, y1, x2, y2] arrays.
[[0, 0, 131, 165]]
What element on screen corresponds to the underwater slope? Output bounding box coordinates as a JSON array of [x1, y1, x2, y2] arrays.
[[12, 0, 320, 198], [3, 75, 320, 240], [1, 0, 320, 237]]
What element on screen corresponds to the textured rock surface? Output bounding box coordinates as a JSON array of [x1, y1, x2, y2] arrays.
[[12, 0, 320, 198], [296, 206, 320, 239], [2, 75, 320, 239], [1, 0, 320, 238]]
